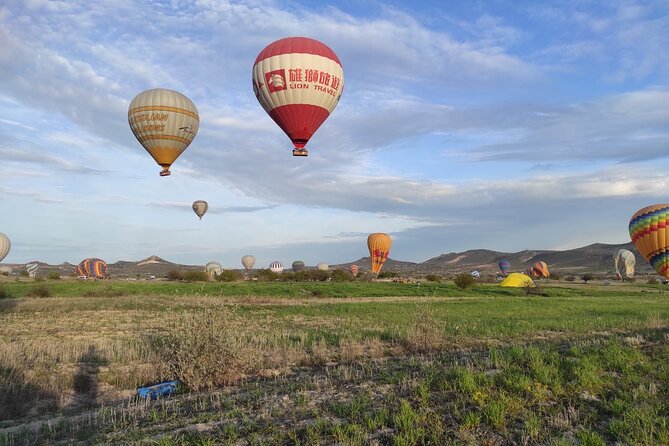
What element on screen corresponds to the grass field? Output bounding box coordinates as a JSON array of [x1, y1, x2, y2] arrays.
[[1, 279, 668, 444]]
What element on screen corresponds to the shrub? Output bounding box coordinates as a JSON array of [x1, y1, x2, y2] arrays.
[[310, 270, 330, 282], [378, 271, 398, 279], [19, 271, 28, 277], [581, 273, 595, 283], [0, 286, 11, 299], [648, 277, 659, 285], [47, 272, 61, 280], [217, 269, 241, 282], [26, 285, 52, 298], [255, 269, 278, 282], [166, 270, 183, 281], [549, 272, 561, 280], [626, 277, 636, 283], [182, 271, 210, 282], [454, 273, 475, 289], [331, 269, 352, 282], [425, 274, 441, 283], [564, 276, 576, 282], [157, 309, 258, 390]]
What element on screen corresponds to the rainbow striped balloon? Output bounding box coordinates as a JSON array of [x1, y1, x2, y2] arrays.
[[629, 204, 669, 279]]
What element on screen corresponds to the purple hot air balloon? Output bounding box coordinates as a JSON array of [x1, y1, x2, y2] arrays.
[[499, 260, 511, 276]]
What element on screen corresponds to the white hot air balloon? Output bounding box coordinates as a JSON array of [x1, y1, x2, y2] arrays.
[[241, 255, 256, 271], [0, 233, 10, 263], [205, 261, 223, 278], [0, 266, 12, 275], [269, 261, 284, 273], [128, 88, 199, 176], [26, 262, 40, 278], [614, 249, 636, 279], [317, 263, 329, 271]]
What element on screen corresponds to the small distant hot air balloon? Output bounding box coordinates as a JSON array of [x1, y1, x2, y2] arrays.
[[26, 262, 40, 278], [471, 271, 480, 279], [629, 204, 669, 279], [252, 37, 344, 157], [368, 233, 392, 274], [613, 249, 636, 280], [317, 263, 329, 271], [528, 261, 549, 278], [241, 255, 256, 271], [292, 261, 305, 272], [498, 260, 511, 276], [205, 261, 222, 278], [0, 266, 12, 275], [75, 258, 108, 279], [349, 264, 359, 277], [0, 233, 10, 263], [128, 88, 199, 176], [269, 261, 284, 274], [192, 200, 208, 220]]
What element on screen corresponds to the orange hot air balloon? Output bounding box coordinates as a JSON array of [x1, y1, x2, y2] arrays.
[[629, 204, 669, 279], [528, 261, 549, 278], [252, 37, 344, 157], [367, 233, 392, 274]]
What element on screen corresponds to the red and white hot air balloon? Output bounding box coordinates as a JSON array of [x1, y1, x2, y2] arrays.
[[252, 37, 344, 157]]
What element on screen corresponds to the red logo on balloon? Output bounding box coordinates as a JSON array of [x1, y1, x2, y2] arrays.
[[265, 69, 287, 93]]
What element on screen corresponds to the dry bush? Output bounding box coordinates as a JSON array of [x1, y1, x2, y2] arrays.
[[405, 305, 443, 353], [454, 273, 475, 289], [156, 309, 259, 390], [26, 285, 52, 298]]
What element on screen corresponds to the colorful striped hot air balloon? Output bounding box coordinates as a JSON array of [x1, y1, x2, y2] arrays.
[[349, 264, 359, 277], [75, 258, 108, 279], [292, 260, 305, 272], [192, 201, 208, 220], [128, 89, 199, 176], [241, 255, 255, 271], [613, 249, 636, 279], [368, 233, 392, 274], [0, 233, 10, 263], [629, 204, 669, 279], [498, 260, 511, 276], [528, 261, 550, 278], [26, 262, 39, 278], [269, 261, 284, 273], [252, 37, 344, 156]]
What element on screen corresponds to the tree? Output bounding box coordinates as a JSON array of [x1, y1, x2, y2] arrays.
[[581, 273, 594, 283]]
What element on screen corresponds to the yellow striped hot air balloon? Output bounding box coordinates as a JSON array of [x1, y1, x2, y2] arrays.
[[128, 89, 199, 176], [367, 233, 392, 274], [629, 204, 669, 279]]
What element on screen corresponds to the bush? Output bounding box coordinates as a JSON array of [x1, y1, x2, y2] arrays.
[[217, 270, 241, 282], [166, 270, 183, 281], [454, 273, 475, 289], [648, 277, 659, 285], [19, 271, 28, 277], [425, 274, 441, 283], [0, 286, 11, 299], [46, 272, 61, 280], [331, 269, 352, 282], [581, 273, 595, 283], [157, 310, 258, 390], [182, 271, 210, 282], [564, 276, 575, 282], [255, 269, 278, 282], [378, 271, 398, 279], [26, 285, 52, 298], [549, 272, 561, 280]]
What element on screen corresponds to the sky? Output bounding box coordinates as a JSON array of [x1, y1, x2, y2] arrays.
[[1, 0, 669, 267]]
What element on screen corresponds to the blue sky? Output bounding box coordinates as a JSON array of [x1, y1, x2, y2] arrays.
[[1, 0, 668, 267]]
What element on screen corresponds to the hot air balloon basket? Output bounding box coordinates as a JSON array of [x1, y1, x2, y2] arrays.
[[293, 148, 309, 156], [137, 380, 180, 400], [159, 170, 171, 177]]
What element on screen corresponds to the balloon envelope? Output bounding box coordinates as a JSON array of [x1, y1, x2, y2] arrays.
[[367, 233, 392, 274], [528, 261, 549, 278], [0, 233, 9, 263], [205, 261, 222, 277], [629, 204, 669, 279], [349, 264, 359, 277], [26, 262, 40, 278], [192, 200, 208, 220], [317, 263, 329, 271], [292, 261, 305, 272], [252, 37, 344, 156], [498, 260, 511, 276], [269, 261, 284, 274], [75, 258, 108, 279], [241, 255, 256, 271], [471, 271, 480, 278], [613, 249, 636, 279], [500, 273, 535, 288], [128, 88, 199, 176]]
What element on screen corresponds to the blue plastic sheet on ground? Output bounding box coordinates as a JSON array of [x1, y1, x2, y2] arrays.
[[137, 380, 179, 399]]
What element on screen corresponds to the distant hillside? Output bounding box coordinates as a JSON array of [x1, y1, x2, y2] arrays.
[[0, 243, 654, 278]]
